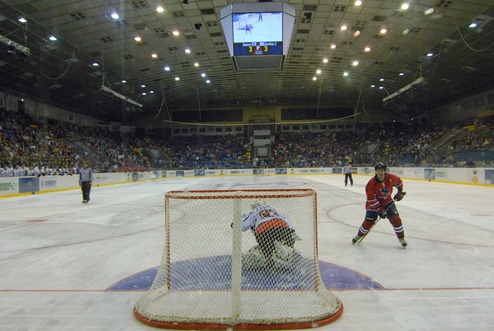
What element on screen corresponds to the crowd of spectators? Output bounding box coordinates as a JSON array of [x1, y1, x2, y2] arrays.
[[0, 109, 150, 176], [269, 130, 377, 168], [166, 135, 252, 169], [1, 108, 493, 177]]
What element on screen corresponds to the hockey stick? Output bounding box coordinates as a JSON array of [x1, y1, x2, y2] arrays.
[[353, 216, 382, 245], [353, 202, 393, 245]]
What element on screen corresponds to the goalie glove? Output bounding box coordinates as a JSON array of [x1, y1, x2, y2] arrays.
[[393, 191, 406, 201]]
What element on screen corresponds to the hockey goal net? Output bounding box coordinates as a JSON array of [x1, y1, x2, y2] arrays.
[[134, 189, 343, 329]]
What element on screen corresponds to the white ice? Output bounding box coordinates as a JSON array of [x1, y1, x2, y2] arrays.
[[1, 174, 493, 330]]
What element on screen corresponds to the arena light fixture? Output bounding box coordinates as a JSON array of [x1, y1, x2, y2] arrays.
[[382, 77, 424, 103], [99, 85, 143, 108], [0, 34, 30, 57]]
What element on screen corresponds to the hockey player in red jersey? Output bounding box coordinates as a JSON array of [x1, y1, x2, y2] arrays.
[[352, 162, 408, 246]]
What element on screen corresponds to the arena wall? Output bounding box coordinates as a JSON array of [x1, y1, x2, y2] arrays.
[[1, 166, 492, 197]]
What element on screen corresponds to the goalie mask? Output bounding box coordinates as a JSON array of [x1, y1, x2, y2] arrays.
[[250, 199, 266, 209]]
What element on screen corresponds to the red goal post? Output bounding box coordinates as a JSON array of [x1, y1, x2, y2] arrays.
[[134, 189, 343, 329]]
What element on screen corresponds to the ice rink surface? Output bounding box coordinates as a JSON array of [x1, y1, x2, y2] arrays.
[[1, 174, 493, 330]]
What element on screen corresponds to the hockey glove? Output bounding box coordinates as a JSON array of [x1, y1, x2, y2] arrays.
[[393, 191, 406, 201]]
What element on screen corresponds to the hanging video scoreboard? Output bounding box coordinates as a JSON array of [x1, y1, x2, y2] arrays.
[[231, 12, 283, 56], [220, 3, 295, 70], [235, 41, 283, 56]]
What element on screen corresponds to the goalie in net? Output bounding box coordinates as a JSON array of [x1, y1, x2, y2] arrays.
[[134, 189, 343, 329], [239, 199, 300, 270]]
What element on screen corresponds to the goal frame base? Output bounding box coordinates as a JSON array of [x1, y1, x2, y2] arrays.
[[134, 305, 344, 330]]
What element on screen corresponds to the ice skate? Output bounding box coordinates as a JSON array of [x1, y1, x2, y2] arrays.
[[399, 237, 407, 247], [352, 234, 362, 244]]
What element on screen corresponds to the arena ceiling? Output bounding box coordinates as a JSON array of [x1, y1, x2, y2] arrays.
[[0, 0, 493, 123]]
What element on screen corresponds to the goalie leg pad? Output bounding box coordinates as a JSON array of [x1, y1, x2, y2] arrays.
[[242, 245, 267, 270], [256, 227, 296, 258], [271, 242, 302, 271]]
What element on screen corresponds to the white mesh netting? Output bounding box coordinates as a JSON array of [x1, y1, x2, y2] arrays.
[[134, 189, 343, 329]]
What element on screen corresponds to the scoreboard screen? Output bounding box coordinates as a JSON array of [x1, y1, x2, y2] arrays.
[[232, 12, 283, 56], [234, 41, 283, 56]]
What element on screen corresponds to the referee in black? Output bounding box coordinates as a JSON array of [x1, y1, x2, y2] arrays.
[[79, 162, 93, 203], [343, 161, 353, 186]]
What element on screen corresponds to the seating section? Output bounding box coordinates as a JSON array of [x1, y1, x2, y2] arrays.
[[1, 108, 493, 176]]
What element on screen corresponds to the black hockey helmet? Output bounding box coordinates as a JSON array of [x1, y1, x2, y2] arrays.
[[374, 162, 387, 170]]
